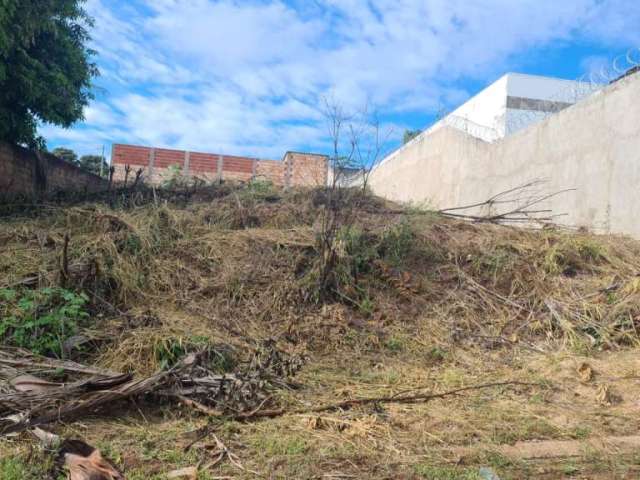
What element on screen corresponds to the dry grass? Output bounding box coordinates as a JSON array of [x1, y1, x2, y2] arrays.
[[2, 183, 640, 478]]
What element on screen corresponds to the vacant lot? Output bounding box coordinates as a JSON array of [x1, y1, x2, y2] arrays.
[[2, 182, 640, 479]]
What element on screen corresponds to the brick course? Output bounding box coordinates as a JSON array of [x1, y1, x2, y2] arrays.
[[112, 144, 328, 188]]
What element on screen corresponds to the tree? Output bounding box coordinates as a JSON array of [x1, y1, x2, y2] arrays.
[[51, 147, 79, 165], [78, 154, 109, 176], [315, 99, 390, 300], [0, 1, 98, 149], [402, 129, 421, 144]]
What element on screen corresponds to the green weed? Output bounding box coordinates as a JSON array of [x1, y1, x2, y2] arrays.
[[0, 455, 52, 479], [0, 287, 89, 357]]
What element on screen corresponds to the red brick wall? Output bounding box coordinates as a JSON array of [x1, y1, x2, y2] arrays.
[[112, 144, 328, 188], [255, 159, 286, 185], [283, 152, 329, 187], [0, 141, 108, 200]]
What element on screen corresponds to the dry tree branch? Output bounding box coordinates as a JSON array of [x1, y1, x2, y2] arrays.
[[438, 180, 575, 225], [228, 380, 540, 420]]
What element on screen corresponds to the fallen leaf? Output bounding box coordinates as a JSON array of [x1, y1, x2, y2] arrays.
[[64, 450, 124, 480], [58, 439, 123, 480], [577, 362, 594, 383], [596, 384, 621, 406], [306, 416, 320, 430], [10, 374, 61, 392]]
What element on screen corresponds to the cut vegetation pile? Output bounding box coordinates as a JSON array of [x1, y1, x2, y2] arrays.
[[2, 181, 640, 479]]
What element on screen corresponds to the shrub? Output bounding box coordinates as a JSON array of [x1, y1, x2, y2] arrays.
[[245, 177, 277, 198], [378, 219, 416, 267], [0, 287, 89, 357], [310, 220, 421, 310], [161, 164, 189, 188]]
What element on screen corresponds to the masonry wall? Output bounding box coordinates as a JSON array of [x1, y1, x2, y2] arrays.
[[112, 145, 328, 188], [368, 72, 640, 237], [0, 141, 108, 200], [283, 152, 329, 187]]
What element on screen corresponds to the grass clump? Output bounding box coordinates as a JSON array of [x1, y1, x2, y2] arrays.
[[543, 237, 607, 276], [0, 457, 35, 480], [377, 219, 419, 268], [0, 455, 51, 479], [251, 432, 310, 457]]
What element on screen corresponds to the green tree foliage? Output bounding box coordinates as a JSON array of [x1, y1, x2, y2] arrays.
[[78, 154, 108, 176], [402, 129, 421, 144], [0, 0, 98, 148], [51, 147, 79, 165]]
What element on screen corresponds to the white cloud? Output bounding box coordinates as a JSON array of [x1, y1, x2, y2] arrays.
[[44, 0, 640, 160]]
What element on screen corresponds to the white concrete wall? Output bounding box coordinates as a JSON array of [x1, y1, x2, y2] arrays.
[[368, 72, 640, 237]]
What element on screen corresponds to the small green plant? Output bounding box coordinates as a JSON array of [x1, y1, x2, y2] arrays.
[[245, 177, 277, 198], [338, 226, 378, 276], [357, 291, 376, 316], [0, 287, 89, 357], [571, 425, 592, 439], [425, 346, 447, 363], [378, 220, 416, 267], [385, 335, 406, 352], [254, 433, 309, 456], [562, 463, 580, 475], [472, 245, 518, 284], [162, 163, 189, 188]]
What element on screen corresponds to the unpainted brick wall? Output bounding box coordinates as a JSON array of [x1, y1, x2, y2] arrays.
[[283, 152, 329, 187], [255, 159, 286, 185], [112, 144, 328, 188], [0, 141, 108, 200]]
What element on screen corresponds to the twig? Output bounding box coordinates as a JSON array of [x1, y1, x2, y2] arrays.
[[458, 268, 534, 315], [232, 192, 247, 229], [59, 233, 69, 288], [436, 180, 575, 225], [176, 395, 222, 417], [202, 434, 261, 476], [230, 380, 539, 420]]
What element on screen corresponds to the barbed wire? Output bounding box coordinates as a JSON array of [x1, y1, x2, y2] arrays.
[[505, 47, 640, 135], [438, 115, 501, 142], [375, 47, 640, 169]]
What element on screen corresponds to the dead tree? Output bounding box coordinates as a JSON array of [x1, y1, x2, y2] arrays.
[[315, 99, 390, 300]]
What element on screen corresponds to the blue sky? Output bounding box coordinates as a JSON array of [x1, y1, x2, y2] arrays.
[[42, 0, 640, 161]]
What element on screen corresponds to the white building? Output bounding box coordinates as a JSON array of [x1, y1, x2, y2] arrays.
[[413, 73, 599, 144]]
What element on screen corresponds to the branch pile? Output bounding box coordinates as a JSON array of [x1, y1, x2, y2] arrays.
[[438, 179, 574, 224], [0, 342, 305, 434]]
